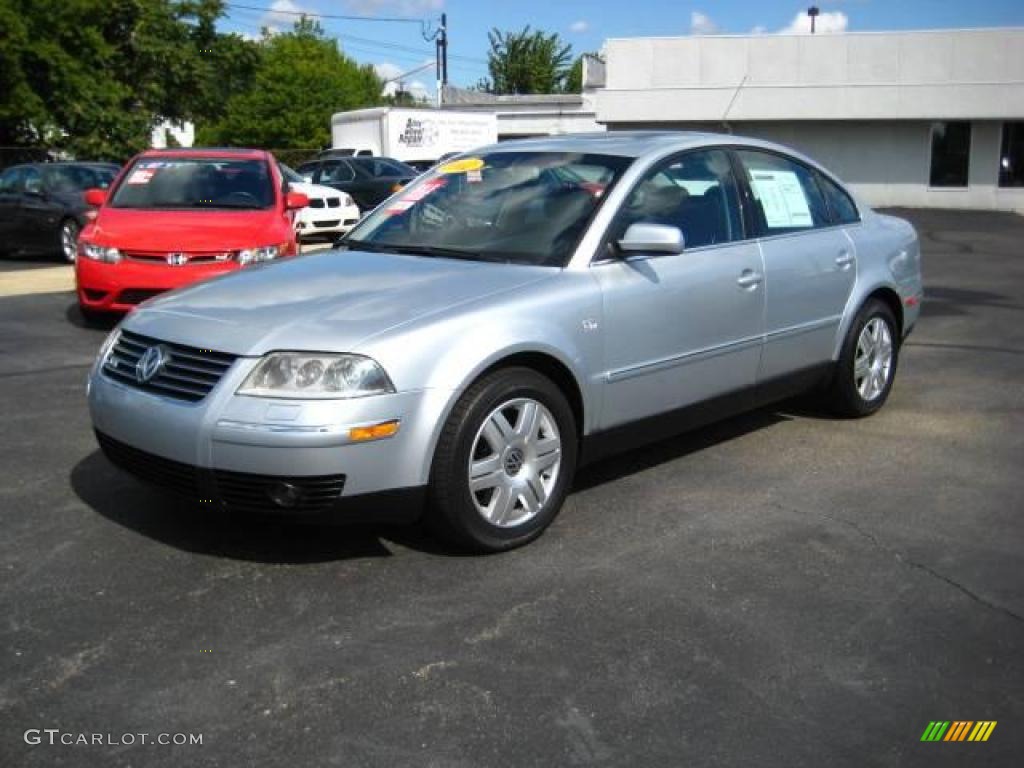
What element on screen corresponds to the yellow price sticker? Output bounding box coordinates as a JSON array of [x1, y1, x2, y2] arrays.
[[437, 157, 484, 174]]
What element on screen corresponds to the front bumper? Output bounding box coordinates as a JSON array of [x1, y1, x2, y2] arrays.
[[87, 356, 454, 516], [76, 256, 239, 313], [295, 205, 361, 237]]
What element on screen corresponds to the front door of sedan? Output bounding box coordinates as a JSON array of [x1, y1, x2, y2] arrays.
[[732, 149, 856, 381], [0, 166, 23, 248], [593, 149, 766, 429], [18, 166, 62, 254]]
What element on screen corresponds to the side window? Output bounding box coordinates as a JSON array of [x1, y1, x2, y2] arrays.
[[0, 167, 22, 193], [735, 150, 828, 235], [612, 149, 744, 250], [22, 167, 43, 196], [817, 172, 860, 225], [320, 160, 355, 183]]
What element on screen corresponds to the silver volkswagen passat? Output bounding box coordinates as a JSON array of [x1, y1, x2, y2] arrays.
[[87, 133, 923, 552]]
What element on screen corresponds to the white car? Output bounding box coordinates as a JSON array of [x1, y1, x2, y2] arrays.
[[280, 163, 360, 239]]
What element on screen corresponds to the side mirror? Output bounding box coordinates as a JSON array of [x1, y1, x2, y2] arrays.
[[617, 222, 685, 255], [285, 191, 309, 210], [84, 188, 107, 207]]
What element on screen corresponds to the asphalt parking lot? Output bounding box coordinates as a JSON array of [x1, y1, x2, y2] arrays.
[[1, 210, 1021, 767]]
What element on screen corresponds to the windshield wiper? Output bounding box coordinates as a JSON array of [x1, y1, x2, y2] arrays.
[[342, 240, 492, 262]]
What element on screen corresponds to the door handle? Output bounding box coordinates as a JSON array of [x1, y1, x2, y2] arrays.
[[736, 269, 763, 289], [836, 250, 855, 269]]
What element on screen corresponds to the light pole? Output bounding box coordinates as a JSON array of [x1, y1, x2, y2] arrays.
[[808, 6, 820, 34]]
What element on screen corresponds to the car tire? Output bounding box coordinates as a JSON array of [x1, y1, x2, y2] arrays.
[[60, 218, 80, 263], [427, 367, 577, 553], [826, 299, 899, 418]]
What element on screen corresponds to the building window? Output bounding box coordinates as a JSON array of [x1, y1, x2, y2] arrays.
[[999, 122, 1024, 188], [929, 121, 971, 188]]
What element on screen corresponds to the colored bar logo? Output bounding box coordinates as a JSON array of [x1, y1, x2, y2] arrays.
[[920, 721, 997, 742]]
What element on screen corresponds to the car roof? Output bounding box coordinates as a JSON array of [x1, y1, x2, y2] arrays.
[[471, 130, 843, 181], [139, 147, 270, 160], [3, 161, 119, 171], [474, 130, 803, 158]]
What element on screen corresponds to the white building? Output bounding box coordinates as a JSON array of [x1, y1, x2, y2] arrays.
[[442, 57, 608, 140], [150, 120, 195, 149], [596, 28, 1024, 211]]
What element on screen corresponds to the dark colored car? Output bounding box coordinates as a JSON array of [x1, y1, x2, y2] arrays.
[[295, 156, 416, 211], [0, 162, 120, 262]]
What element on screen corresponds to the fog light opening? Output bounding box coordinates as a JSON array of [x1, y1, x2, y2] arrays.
[[267, 481, 302, 508]]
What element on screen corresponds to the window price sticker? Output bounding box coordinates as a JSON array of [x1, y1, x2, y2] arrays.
[[126, 169, 156, 185]]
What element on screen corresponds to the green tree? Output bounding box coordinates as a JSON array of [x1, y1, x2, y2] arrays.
[[0, 0, 257, 160], [479, 26, 574, 95], [196, 18, 383, 150]]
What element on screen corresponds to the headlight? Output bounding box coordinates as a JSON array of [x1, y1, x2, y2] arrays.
[[237, 353, 394, 399], [80, 243, 121, 263], [236, 245, 280, 266]]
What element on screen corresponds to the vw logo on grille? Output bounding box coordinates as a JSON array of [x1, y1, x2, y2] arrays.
[[166, 252, 187, 266], [136, 345, 169, 383]]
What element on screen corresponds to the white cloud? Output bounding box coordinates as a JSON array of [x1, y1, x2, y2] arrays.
[[374, 60, 434, 99], [779, 9, 849, 34], [342, 0, 444, 15], [690, 11, 719, 35], [258, 0, 320, 35], [750, 25, 767, 35], [569, 20, 589, 34]]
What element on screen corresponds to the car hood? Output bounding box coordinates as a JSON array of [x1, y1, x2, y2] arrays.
[[124, 249, 555, 356], [89, 208, 287, 252], [288, 181, 350, 201]]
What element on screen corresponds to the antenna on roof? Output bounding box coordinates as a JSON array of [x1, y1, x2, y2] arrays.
[[721, 74, 748, 134]]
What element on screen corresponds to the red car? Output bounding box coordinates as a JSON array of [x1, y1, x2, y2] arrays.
[[75, 148, 307, 319]]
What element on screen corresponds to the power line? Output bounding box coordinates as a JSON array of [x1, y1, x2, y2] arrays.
[[225, 8, 488, 65], [224, 2, 424, 24]]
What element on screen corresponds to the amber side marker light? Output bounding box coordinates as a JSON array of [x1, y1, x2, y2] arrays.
[[349, 420, 400, 442]]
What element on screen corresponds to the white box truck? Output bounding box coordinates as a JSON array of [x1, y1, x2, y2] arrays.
[[329, 107, 498, 165]]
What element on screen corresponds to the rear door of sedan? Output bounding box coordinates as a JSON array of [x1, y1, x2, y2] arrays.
[[732, 149, 856, 381], [593, 148, 766, 429]]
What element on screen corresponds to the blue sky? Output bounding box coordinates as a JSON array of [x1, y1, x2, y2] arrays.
[[220, 0, 1024, 97]]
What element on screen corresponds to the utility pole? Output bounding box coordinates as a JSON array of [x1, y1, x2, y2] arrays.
[[431, 13, 449, 108], [807, 6, 819, 34]]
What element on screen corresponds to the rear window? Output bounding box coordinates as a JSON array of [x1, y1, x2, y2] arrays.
[[44, 165, 116, 192], [109, 157, 274, 210], [351, 157, 415, 178]]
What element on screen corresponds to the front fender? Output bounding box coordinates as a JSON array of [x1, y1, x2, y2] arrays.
[[358, 271, 604, 487]]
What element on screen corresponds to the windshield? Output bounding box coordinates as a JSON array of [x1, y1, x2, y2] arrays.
[[279, 162, 304, 185], [44, 165, 117, 192], [109, 157, 274, 210], [345, 151, 632, 267], [349, 157, 417, 178]]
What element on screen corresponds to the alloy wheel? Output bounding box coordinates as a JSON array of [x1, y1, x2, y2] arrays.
[[61, 220, 80, 263], [854, 317, 893, 401], [467, 397, 562, 527]]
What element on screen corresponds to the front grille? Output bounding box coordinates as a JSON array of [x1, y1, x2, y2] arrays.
[[96, 431, 346, 513], [214, 469, 346, 513], [117, 289, 167, 305], [327, 198, 340, 208], [313, 220, 341, 228], [96, 431, 201, 497], [124, 251, 232, 265], [308, 198, 325, 208], [102, 329, 237, 402]]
